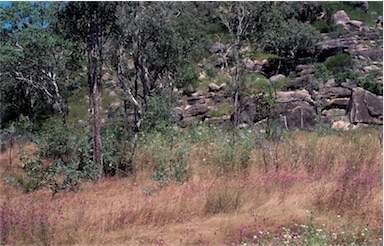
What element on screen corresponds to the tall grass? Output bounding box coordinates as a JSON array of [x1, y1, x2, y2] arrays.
[[0, 125, 382, 245]]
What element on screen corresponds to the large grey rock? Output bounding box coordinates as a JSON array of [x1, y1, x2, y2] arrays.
[[281, 76, 319, 92], [209, 42, 226, 53], [272, 101, 318, 130], [360, 1, 369, 12], [276, 89, 312, 102], [237, 95, 270, 125], [243, 58, 256, 70], [320, 98, 350, 109], [269, 74, 286, 84], [323, 108, 347, 118], [341, 79, 357, 89], [348, 20, 364, 28], [376, 16, 383, 26], [332, 120, 357, 131], [325, 78, 337, 88], [184, 104, 210, 118], [317, 87, 352, 99], [363, 65, 380, 72], [347, 87, 383, 124], [318, 39, 348, 61], [187, 96, 206, 105], [208, 83, 221, 92], [333, 10, 350, 26]]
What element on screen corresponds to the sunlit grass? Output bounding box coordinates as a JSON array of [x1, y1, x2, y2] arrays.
[[0, 126, 382, 245]]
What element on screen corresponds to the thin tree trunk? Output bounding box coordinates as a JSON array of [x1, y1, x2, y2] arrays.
[[87, 4, 104, 179]]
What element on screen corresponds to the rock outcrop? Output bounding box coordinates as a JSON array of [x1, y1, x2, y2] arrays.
[[347, 87, 383, 124]]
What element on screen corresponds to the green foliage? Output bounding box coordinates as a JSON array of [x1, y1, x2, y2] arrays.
[[14, 118, 101, 193], [19, 155, 59, 193], [357, 75, 383, 96], [263, 18, 321, 62], [140, 128, 190, 185], [0, 115, 33, 152], [314, 63, 333, 82], [311, 19, 336, 33], [216, 130, 254, 174], [141, 92, 177, 132], [174, 63, 200, 89], [252, 53, 283, 61], [241, 73, 269, 95], [210, 103, 232, 118], [0, 2, 81, 127], [324, 54, 353, 73]]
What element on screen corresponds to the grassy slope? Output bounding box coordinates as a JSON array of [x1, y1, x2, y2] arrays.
[[1, 128, 382, 245]]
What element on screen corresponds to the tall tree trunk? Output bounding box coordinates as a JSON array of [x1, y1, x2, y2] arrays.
[[87, 3, 104, 179]]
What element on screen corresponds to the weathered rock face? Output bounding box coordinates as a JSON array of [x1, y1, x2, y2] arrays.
[[347, 87, 383, 124], [187, 95, 206, 105], [276, 89, 312, 102], [333, 10, 350, 26], [272, 101, 318, 130], [320, 98, 350, 110], [184, 104, 210, 118], [318, 39, 348, 62], [316, 87, 352, 100], [208, 83, 226, 92], [269, 74, 286, 84], [237, 95, 270, 125], [281, 76, 319, 92]]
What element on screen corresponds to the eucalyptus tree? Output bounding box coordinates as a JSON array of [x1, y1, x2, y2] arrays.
[[59, 2, 118, 178], [113, 2, 205, 170], [0, 2, 76, 126], [216, 2, 259, 126]]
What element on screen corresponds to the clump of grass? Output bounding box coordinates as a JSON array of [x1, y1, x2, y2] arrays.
[[205, 184, 243, 214], [210, 103, 232, 118], [252, 52, 282, 61]]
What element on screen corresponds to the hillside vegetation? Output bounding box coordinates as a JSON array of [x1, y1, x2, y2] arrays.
[[0, 1, 383, 245]]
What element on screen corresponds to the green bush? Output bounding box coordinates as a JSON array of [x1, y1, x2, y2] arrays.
[[314, 63, 333, 82], [141, 130, 190, 185], [18, 155, 59, 193], [311, 19, 336, 33], [263, 19, 321, 62], [141, 92, 177, 132], [324, 54, 353, 73], [357, 75, 383, 96], [16, 118, 99, 193], [215, 129, 254, 174]]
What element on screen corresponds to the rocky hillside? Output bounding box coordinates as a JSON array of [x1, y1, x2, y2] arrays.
[[172, 8, 383, 131]]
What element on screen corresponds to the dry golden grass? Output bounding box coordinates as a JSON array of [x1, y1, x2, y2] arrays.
[[0, 128, 382, 245]]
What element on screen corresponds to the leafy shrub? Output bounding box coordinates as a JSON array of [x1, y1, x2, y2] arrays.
[[357, 75, 383, 96], [0, 115, 33, 152], [18, 155, 59, 193], [16, 118, 99, 193], [324, 54, 353, 73], [215, 129, 254, 174], [263, 19, 321, 63], [311, 19, 336, 33], [141, 92, 176, 132], [174, 63, 199, 89], [314, 63, 333, 82]]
